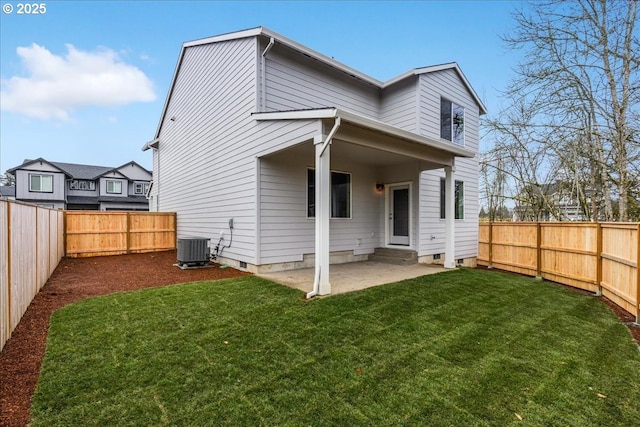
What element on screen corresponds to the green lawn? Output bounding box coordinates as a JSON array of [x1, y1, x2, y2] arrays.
[[32, 269, 640, 426]]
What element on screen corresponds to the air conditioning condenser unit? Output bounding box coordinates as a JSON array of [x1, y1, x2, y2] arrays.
[[177, 237, 209, 267]]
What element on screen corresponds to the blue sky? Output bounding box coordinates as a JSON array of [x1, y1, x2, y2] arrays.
[[0, 0, 520, 174]]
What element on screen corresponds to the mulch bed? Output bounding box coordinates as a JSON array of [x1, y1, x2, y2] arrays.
[[0, 251, 250, 427], [1, 255, 638, 427]]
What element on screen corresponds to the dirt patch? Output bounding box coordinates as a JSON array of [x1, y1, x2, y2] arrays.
[[0, 251, 250, 427]]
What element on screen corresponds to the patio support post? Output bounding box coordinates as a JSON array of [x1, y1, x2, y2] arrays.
[[314, 135, 331, 296], [444, 165, 456, 269]]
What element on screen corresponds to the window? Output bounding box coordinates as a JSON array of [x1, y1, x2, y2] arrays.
[[134, 182, 147, 195], [307, 169, 351, 218], [440, 179, 464, 219], [106, 180, 122, 194], [29, 174, 53, 193], [440, 97, 464, 146], [69, 180, 95, 191]]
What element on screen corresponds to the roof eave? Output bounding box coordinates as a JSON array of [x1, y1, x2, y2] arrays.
[[253, 108, 474, 159]]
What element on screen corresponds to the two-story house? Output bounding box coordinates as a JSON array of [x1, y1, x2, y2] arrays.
[[143, 27, 487, 295], [6, 158, 151, 210]]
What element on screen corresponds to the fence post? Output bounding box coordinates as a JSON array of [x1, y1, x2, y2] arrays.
[[35, 207, 38, 294], [636, 224, 640, 324], [488, 222, 493, 268], [536, 222, 542, 279], [126, 212, 131, 255], [596, 223, 602, 296], [6, 201, 12, 343], [63, 211, 68, 256]]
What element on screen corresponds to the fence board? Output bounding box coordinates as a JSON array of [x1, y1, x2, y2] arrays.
[[540, 223, 598, 292], [481, 221, 640, 322], [10, 203, 37, 342], [490, 223, 538, 276], [2, 203, 175, 351], [0, 201, 9, 351], [600, 223, 638, 317], [65, 211, 176, 257]]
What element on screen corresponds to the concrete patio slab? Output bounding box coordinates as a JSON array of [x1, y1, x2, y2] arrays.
[[257, 261, 449, 295]]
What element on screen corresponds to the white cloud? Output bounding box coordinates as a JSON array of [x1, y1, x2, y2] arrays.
[[0, 43, 156, 120]]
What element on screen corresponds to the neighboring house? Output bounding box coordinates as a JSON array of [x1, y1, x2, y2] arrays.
[[143, 26, 487, 294], [512, 181, 588, 222], [0, 185, 16, 201], [6, 158, 151, 210]]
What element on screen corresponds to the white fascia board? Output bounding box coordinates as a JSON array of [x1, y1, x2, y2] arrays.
[[252, 108, 338, 121], [259, 28, 383, 88], [253, 107, 474, 158], [185, 26, 383, 88], [184, 27, 264, 48], [383, 62, 488, 116], [141, 138, 159, 152], [335, 109, 475, 158]]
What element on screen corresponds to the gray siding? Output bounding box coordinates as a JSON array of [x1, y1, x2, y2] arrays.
[[263, 44, 380, 118], [417, 70, 480, 260], [156, 37, 323, 264], [380, 77, 418, 132], [156, 37, 259, 263], [259, 146, 383, 265], [153, 32, 482, 266], [117, 163, 151, 181], [14, 168, 65, 202]]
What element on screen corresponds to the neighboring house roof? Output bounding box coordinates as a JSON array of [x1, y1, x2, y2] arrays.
[[6, 159, 150, 180], [0, 186, 16, 198], [151, 26, 487, 141]]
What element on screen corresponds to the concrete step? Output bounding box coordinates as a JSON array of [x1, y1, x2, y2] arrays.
[[369, 247, 418, 265]]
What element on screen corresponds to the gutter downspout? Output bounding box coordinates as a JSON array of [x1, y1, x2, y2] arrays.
[[260, 37, 275, 111], [306, 116, 341, 299]]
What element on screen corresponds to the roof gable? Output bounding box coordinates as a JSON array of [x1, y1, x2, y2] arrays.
[[7, 158, 65, 175], [153, 26, 487, 138], [114, 161, 152, 180]]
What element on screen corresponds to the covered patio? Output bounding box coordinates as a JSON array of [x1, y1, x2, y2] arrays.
[[258, 260, 448, 296], [254, 107, 473, 297]]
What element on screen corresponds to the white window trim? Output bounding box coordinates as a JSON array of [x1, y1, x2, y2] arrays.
[[440, 97, 465, 147], [29, 174, 53, 193], [440, 178, 464, 220], [106, 180, 122, 194]]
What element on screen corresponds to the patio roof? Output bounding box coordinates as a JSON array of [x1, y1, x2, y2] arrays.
[[252, 107, 474, 164], [253, 107, 461, 297]]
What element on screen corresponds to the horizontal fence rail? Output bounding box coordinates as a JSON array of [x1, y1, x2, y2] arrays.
[[2, 203, 177, 351], [479, 222, 639, 323]]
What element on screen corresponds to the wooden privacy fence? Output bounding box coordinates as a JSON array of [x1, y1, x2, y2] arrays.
[[1, 200, 65, 351], [479, 222, 640, 322], [65, 211, 176, 257], [2, 205, 177, 351]]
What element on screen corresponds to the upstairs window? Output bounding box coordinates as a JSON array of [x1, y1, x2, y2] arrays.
[[69, 180, 96, 191], [29, 174, 53, 193], [440, 179, 464, 219], [440, 98, 465, 146], [133, 182, 148, 195], [307, 169, 351, 219], [106, 180, 122, 194]]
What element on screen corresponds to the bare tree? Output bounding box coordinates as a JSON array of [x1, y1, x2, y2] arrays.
[[485, 0, 639, 221]]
